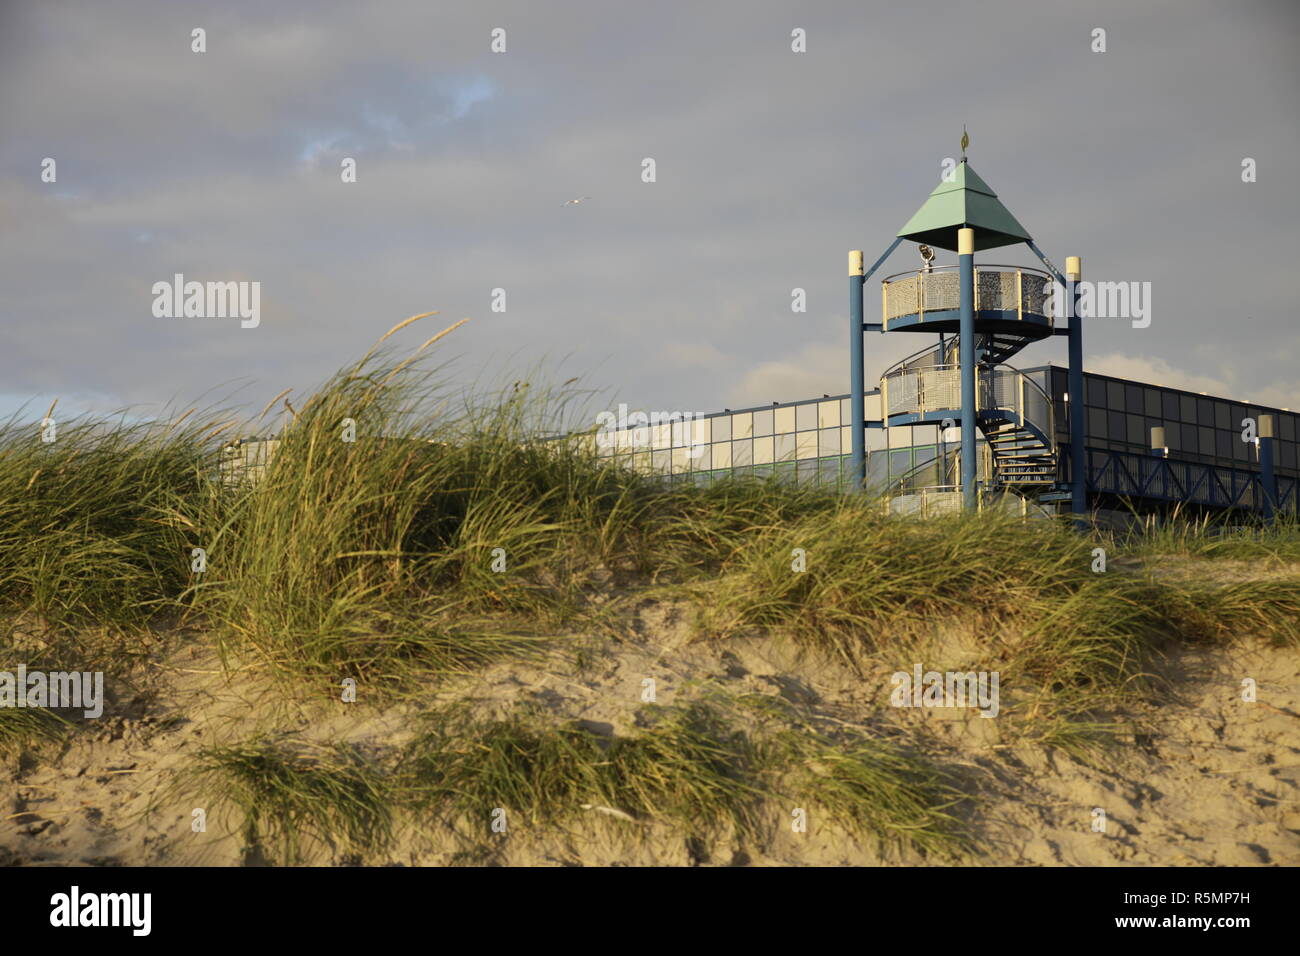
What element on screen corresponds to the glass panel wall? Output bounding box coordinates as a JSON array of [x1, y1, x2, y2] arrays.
[[589, 392, 882, 490], [1034, 364, 1298, 478], [588, 369, 1298, 494]]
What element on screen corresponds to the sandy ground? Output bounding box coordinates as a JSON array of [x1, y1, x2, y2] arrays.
[[3, 588, 1299, 867]]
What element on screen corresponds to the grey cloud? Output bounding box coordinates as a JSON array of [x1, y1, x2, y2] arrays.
[[1, 0, 1297, 423]]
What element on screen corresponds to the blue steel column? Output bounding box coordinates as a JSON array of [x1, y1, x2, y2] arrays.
[[957, 228, 977, 511], [1066, 255, 1086, 521], [849, 250, 865, 492], [1260, 414, 1278, 520]]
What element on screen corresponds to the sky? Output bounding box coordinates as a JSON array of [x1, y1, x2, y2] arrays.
[[2, 0, 1298, 428]]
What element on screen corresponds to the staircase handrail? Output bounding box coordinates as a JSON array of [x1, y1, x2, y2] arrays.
[[881, 362, 1054, 442]]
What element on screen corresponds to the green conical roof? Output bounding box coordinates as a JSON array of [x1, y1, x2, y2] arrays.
[[896, 162, 1032, 252]]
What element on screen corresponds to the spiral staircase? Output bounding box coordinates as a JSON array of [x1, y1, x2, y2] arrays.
[[877, 265, 1062, 514]]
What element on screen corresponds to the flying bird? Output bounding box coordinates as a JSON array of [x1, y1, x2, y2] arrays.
[[562, 196, 591, 207]]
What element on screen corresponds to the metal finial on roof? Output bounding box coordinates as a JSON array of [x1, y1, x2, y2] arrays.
[[960, 125, 969, 161]]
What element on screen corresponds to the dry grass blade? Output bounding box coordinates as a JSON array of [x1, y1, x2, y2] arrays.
[[353, 310, 441, 372], [257, 388, 293, 423], [373, 318, 471, 391]]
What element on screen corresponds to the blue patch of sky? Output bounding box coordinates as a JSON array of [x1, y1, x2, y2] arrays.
[[0, 391, 149, 425], [296, 73, 496, 162], [298, 131, 353, 164], [445, 75, 495, 120]]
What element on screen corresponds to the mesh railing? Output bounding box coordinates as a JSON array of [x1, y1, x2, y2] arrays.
[[882, 265, 1054, 323], [882, 363, 1054, 440], [886, 485, 963, 517], [218, 438, 281, 487]]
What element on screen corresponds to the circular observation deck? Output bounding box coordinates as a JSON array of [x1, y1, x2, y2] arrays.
[[881, 265, 1056, 337]]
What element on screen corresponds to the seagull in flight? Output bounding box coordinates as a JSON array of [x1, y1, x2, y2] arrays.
[[562, 196, 592, 207]]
